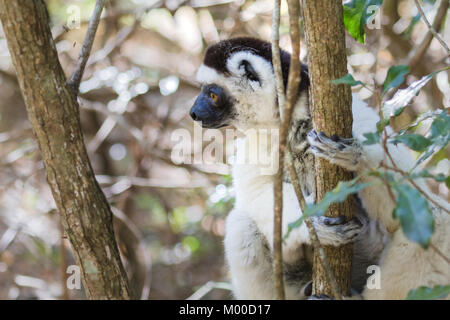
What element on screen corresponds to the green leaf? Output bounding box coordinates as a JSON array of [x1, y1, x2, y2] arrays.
[[409, 169, 448, 184], [382, 65, 410, 95], [415, 111, 450, 167], [430, 110, 450, 137], [305, 181, 372, 217], [285, 180, 372, 240], [393, 184, 434, 248], [332, 74, 364, 86], [398, 109, 443, 135], [391, 133, 432, 152], [362, 132, 380, 145], [382, 67, 448, 119], [382, 73, 434, 118], [374, 120, 387, 135], [343, 0, 383, 44], [407, 285, 450, 300]]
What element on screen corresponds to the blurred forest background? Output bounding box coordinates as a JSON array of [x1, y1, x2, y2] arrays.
[[0, 0, 448, 299]]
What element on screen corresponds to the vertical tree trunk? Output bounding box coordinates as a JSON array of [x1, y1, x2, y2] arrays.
[[300, 0, 354, 297], [0, 0, 132, 299]]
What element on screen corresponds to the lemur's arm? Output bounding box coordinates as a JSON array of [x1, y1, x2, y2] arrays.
[[306, 95, 416, 232]]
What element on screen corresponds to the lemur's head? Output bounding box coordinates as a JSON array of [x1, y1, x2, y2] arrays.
[[190, 37, 309, 131]]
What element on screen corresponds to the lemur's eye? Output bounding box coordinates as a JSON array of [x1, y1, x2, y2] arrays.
[[209, 92, 218, 103], [240, 60, 259, 82]]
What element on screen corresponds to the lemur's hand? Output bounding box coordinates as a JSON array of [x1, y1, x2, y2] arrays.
[[310, 215, 363, 246], [307, 130, 362, 171]]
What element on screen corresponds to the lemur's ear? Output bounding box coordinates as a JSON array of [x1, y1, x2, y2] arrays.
[[239, 60, 259, 82]]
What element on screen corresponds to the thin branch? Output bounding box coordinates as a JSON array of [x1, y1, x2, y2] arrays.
[[408, 0, 449, 67], [271, 0, 302, 300], [413, 0, 450, 57], [186, 281, 232, 300], [380, 163, 450, 215], [379, 113, 449, 215], [429, 243, 450, 265], [271, 0, 285, 300], [96, 175, 208, 189], [286, 150, 342, 299], [68, 0, 107, 95], [271, 0, 286, 117]]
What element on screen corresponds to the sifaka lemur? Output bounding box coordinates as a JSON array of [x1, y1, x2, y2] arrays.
[[189, 37, 450, 299]]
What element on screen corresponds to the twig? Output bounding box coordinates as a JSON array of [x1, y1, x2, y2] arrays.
[[86, 19, 138, 67], [408, 0, 449, 67], [271, 0, 302, 300], [380, 163, 450, 214], [271, 0, 286, 116], [186, 281, 232, 300], [68, 0, 107, 95], [271, 0, 285, 300], [80, 100, 145, 144], [413, 0, 450, 56], [429, 243, 450, 265], [379, 107, 447, 215], [96, 175, 207, 189], [286, 151, 342, 299], [86, 1, 162, 68], [379, 105, 449, 215]]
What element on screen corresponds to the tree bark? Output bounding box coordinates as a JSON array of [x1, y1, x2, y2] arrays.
[[0, 0, 132, 299], [300, 0, 354, 297]]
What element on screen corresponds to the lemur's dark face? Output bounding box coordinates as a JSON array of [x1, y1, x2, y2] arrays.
[[190, 38, 281, 130], [189, 84, 234, 128], [190, 37, 309, 131]]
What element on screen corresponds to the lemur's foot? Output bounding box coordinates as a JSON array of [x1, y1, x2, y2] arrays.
[[310, 215, 362, 246], [307, 130, 362, 171]]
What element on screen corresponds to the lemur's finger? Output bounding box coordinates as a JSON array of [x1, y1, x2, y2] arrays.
[[323, 216, 346, 226]]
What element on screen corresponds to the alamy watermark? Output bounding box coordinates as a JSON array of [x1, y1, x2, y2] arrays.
[[66, 265, 81, 290], [171, 122, 280, 175], [366, 5, 382, 30], [366, 265, 381, 290]]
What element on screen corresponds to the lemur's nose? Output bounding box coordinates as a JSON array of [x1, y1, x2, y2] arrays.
[[190, 110, 198, 121]]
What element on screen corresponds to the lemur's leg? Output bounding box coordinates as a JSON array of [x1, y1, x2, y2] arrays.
[[224, 209, 275, 299], [363, 208, 450, 300], [225, 209, 364, 300], [244, 182, 365, 259]]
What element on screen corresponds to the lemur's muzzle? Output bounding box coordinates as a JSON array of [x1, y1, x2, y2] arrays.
[[190, 84, 232, 129]]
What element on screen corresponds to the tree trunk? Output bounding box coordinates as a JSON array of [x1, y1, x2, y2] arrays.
[[0, 0, 132, 299], [300, 0, 354, 297]]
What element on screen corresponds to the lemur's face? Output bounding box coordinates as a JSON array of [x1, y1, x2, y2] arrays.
[[190, 38, 282, 131]]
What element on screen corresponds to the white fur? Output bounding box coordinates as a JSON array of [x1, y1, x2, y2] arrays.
[[196, 64, 220, 85], [227, 95, 450, 300], [196, 51, 279, 131], [316, 96, 450, 299], [198, 51, 449, 299]]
